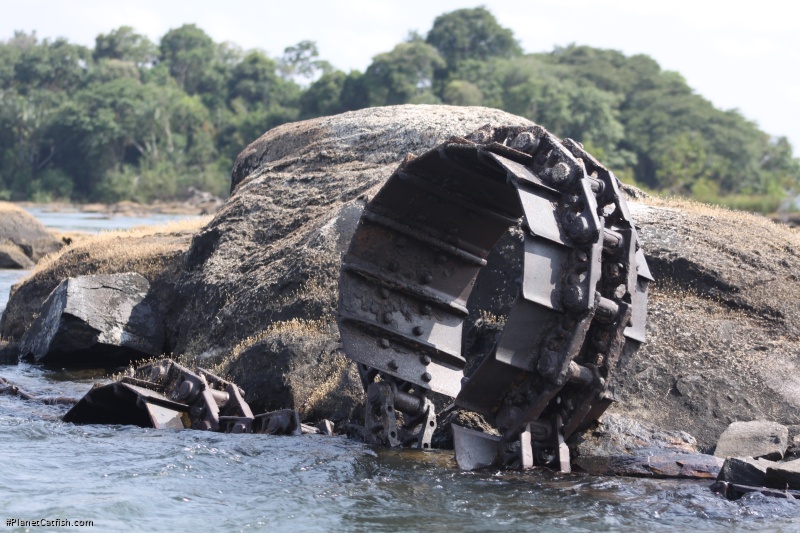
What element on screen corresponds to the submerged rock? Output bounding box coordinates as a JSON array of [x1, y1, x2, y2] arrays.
[[19, 273, 164, 368], [713, 420, 788, 460]]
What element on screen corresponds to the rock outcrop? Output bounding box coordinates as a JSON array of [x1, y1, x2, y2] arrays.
[[610, 200, 800, 450], [3, 105, 800, 440], [19, 273, 164, 367], [0, 202, 62, 268], [166, 105, 535, 420], [0, 220, 204, 354]]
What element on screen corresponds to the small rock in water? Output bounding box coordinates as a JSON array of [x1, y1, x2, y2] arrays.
[[713, 420, 788, 460], [765, 458, 800, 490], [717, 457, 778, 487]]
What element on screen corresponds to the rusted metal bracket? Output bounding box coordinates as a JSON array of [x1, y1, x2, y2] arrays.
[[63, 359, 310, 436], [364, 379, 436, 449]]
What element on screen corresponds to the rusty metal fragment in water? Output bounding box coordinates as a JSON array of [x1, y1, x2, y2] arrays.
[[337, 124, 651, 472], [63, 359, 309, 436]]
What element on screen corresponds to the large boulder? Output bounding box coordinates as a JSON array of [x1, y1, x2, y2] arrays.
[[167, 105, 535, 419], [609, 200, 800, 450], [0, 202, 62, 266], [0, 242, 35, 269], [18, 273, 164, 367]]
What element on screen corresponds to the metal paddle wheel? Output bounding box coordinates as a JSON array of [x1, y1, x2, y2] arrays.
[[337, 124, 651, 471]]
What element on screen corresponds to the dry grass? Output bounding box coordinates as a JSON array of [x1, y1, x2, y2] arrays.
[[643, 195, 800, 246], [221, 317, 330, 366], [28, 217, 210, 282], [0, 202, 29, 216]]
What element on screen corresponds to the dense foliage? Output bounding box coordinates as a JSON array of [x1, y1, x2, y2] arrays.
[[1, 7, 797, 210]]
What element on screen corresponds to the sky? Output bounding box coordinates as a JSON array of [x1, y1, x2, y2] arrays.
[[2, 0, 799, 151]]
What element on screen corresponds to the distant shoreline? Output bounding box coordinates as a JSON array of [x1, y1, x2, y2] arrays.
[[13, 200, 219, 217]]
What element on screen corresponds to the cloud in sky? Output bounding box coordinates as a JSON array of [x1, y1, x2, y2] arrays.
[[2, 0, 799, 149]]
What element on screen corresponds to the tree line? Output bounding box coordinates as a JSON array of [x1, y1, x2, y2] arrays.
[[1, 7, 797, 211]]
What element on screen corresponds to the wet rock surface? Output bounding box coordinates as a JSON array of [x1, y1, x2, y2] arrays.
[[572, 414, 723, 478], [18, 273, 164, 368], [713, 420, 788, 460], [717, 457, 777, 487]]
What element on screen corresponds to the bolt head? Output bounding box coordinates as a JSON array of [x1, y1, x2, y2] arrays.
[[421, 372, 432, 382]]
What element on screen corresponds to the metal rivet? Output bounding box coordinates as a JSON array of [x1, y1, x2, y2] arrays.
[[421, 273, 433, 285], [420, 304, 432, 315], [379, 338, 390, 348], [551, 162, 571, 182], [420, 355, 431, 365], [388, 360, 399, 370], [383, 312, 392, 324], [413, 326, 424, 336], [421, 372, 432, 382], [380, 287, 390, 299]]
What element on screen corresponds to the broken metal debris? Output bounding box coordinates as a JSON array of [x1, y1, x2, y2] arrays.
[[337, 124, 651, 473], [710, 480, 800, 501], [63, 359, 334, 437], [0, 376, 77, 406]]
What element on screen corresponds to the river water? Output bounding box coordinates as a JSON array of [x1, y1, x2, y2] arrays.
[[1, 210, 798, 532]]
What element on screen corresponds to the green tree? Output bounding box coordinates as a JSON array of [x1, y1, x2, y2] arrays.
[[94, 26, 157, 66], [279, 40, 332, 85], [159, 24, 216, 95], [426, 7, 520, 73], [363, 41, 445, 106]]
